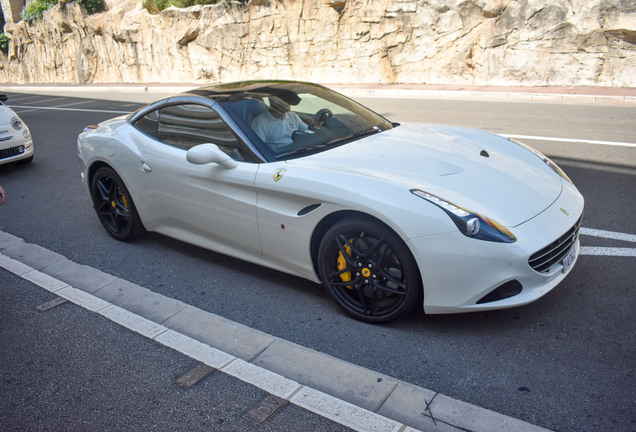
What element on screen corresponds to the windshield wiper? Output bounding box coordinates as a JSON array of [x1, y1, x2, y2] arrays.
[[327, 126, 382, 145], [274, 127, 383, 160], [275, 144, 329, 160]]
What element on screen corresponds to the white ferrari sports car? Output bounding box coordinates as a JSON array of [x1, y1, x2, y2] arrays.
[[77, 81, 584, 322], [1, 94, 34, 165]]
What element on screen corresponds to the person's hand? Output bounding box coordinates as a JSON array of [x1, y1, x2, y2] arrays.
[[0, 185, 6, 205]]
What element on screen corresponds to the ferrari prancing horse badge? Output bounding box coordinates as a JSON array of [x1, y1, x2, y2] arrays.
[[274, 168, 286, 182]]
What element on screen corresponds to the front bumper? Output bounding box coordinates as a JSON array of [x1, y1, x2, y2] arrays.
[[410, 181, 584, 314], [0, 137, 33, 165]]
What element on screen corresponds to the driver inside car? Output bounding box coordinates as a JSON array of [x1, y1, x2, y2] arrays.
[[251, 96, 308, 150]]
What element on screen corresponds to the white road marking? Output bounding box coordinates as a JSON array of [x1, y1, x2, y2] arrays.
[[9, 105, 131, 114], [580, 247, 636, 257], [580, 228, 636, 243], [502, 134, 636, 148], [579, 228, 636, 257]]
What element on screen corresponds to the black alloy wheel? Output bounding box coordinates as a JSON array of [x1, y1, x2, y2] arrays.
[[318, 218, 421, 323], [91, 167, 144, 241]]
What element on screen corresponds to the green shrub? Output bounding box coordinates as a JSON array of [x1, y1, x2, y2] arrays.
[[0, 33, 9, 55], [21, 0, 104, 23], [78, 0, 105, 14], [21, 0, 58, 23]]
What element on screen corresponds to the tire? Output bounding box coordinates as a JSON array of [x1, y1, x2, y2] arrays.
[[317, 218, 422, 323], [91, 167, 144, 241]]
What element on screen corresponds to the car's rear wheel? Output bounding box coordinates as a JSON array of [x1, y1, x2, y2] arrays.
[[317, 218, 421, 323], [91, 167, 144, 241]]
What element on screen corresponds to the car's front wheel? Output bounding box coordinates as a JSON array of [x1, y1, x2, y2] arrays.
[[91, 167, 144, 241], [317, 218, 421, 323]]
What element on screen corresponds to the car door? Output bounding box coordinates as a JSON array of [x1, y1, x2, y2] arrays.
[[129, 102, 262, 259]]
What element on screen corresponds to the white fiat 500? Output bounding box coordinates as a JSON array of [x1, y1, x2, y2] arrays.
[[77, 81, 584, 323], [0, 94, 33, 165]]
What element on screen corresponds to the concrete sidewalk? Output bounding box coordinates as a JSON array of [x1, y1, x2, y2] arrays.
[[1, 82, 635, 106]]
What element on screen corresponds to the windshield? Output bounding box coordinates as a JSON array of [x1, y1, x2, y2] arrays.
[[216, 82, 394, 161]]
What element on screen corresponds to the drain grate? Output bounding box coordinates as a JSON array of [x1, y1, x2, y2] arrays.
[[36, 297, 68, 312], [176, 363, 215, 388], [245, 395, 288, 424]]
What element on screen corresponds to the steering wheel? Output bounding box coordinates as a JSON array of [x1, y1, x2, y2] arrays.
[[310, 108, 333, 127]]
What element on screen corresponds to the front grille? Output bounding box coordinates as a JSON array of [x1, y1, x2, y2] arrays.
[[0, 145, 25, 160], [529, 216, 582, 273]]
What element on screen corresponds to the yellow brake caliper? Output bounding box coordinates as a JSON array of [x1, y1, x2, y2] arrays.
[[337, 240, 354, 290]]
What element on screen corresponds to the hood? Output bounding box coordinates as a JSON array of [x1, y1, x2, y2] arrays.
[[0, 105, 13, 125], [288, 123, 562, 227]]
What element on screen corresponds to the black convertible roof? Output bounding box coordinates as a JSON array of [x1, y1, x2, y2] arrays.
[[181, 80, 323, 105]]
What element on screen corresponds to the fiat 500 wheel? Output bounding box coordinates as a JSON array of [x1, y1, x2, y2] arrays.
[[317, 218, 422, 323], [91, 167, 144, 240]]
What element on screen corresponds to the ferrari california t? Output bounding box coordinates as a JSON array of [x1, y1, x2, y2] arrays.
[[77, 81, 584, 323], [1, 94, 34, 165]]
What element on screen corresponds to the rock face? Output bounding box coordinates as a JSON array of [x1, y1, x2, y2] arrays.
[[1, 0, 635, 87]]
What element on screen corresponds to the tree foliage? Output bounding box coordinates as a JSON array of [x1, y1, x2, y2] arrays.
[[78, 0, 105, 14], [21, 0, 58, 22], [21, 0, 105, 23], [0, 33, 9, 55]]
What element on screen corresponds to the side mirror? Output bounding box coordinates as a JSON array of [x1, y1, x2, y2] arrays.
[[186, 144, 238, 169], [0, 94, 7, 103]]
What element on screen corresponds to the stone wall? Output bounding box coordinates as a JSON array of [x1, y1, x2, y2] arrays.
[[1, 0, 635, 87]]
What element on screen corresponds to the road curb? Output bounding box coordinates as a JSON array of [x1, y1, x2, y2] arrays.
[[0, 230, 552, 432]]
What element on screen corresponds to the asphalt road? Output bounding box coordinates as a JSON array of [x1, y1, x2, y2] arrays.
[[1, 91, 634, 432]]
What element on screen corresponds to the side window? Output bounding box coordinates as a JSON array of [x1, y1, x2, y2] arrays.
[[133, 109, 160, 138], [134, 104, 249, 161], [157, 104, 244, 158]]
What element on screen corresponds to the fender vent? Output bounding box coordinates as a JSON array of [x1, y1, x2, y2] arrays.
[[297, 204, 321, 216]]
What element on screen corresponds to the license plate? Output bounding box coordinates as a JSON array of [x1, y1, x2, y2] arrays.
[[562, 248, 577, 273]]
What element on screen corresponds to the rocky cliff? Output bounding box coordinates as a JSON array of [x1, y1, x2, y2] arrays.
[[1, 0, 635, 87]]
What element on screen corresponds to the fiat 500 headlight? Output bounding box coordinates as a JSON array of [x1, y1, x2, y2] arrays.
[[410, 189, 516, 243], [11, 117, 23, 130]]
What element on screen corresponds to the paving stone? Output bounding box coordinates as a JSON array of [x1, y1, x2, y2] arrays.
[[0, 231, 24, 250], [377, 382, 459, 432], [92, 278, 187, 324], [163, 305, 275, 362], [42, 259, 116, 293], [2, 242, 65, 270], [253, 338, 399, 413]]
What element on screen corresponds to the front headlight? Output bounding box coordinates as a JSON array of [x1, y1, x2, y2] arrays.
[[11, 117, 23, 130], [508, 138, 572, 183], [410, 189, 516, 243]]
